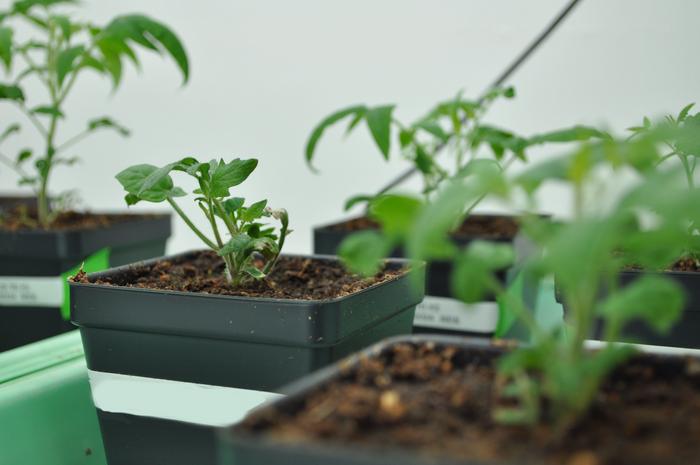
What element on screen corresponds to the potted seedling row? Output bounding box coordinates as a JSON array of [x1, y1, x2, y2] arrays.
[[222, 132, 700, 465], [556, 104, 700, 348], [69, 156, 424, 465], [306, 88, 605, 336], [0, 1, 189, 350]]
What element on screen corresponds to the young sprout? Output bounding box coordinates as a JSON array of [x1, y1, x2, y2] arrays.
[[117, 157, 289, 287], [0, 1, 188, 227], [305, 87, 606, 210]]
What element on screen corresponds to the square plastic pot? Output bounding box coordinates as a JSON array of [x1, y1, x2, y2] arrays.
[[0, 206, 171, 352], [70, 251, 424, 465], [219, 334, 698, 465], [557, 269, 700, 349], [313, 214, 538, 337]]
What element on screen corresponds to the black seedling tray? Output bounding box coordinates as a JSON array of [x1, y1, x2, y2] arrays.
[[0, 211, 170, 351]]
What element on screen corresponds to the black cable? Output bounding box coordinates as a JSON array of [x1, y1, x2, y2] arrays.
[[375, 0, 584, 196]]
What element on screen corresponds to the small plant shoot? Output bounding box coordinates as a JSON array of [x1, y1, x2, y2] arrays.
[[0, 0, 189, 227], [306, 87, 606, 210], [117, 157, 289, 287]]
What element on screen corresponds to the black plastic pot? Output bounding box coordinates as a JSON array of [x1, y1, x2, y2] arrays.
[[70, 251, 424, 465], [219, 334, 698, 465], [314, 214, 537, 337], [0, 206, 171, 352], [557, 270, 700, 348], [219, 335, 499, 465]]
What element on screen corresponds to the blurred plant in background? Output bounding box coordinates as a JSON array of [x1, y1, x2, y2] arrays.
[[0, 0, 188, 227]]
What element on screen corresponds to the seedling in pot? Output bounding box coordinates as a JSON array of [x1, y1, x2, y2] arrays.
[[117, 157, 289, 287], [0, 0, 188, 227], [344, 129, 700, 434]]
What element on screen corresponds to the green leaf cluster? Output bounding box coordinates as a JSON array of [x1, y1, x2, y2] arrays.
[[117, 157, 289, 287], [0, 1, 189, 226], [305, 87, 606, 208], [340, 122, 698, 433]]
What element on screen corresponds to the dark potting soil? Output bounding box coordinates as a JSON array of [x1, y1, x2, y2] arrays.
[[239, 341, 700, 465], [329, 215, 520, 241], [0, 206, 151, 232], [72, 250, 406, 300]]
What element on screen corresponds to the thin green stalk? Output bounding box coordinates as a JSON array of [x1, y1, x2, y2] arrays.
[[212, 198, 238, 236], [166, 197, 217, 249]]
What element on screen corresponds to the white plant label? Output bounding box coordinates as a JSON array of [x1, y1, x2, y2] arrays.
[[0, 276, 64, 307], [88, 370, 282, 427], [414, 296, 499, 333]]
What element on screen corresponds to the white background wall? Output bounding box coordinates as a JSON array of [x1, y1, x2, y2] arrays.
[[1, 0, 699, 254]]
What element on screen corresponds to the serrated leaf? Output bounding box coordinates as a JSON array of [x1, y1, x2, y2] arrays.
[[243, 266, 265, 279], [223, 197, 245, 215], [116, 163, 183, 204], [56, 44, 85, 87], [365, 105, 394, 159], [305, 105, 366, 170], [209, 158, 258, 197], [239, 199, 267, 223]]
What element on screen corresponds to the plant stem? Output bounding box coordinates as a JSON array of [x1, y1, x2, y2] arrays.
[[166, 197, 217, 249]]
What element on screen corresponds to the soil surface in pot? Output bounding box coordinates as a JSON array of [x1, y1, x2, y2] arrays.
[[238, 341, 700, 465], [625, 257, 700, 273], [0, 206, 153, 232], [328, 215, 519, 241], [73, 251, 405, 300]]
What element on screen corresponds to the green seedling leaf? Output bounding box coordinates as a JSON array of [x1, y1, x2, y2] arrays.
[[339, 230, 391, 276], [87, 117, 130, 136], [116, 164, 184, 204], [305, 105, 366, 169], [244, 266, 265, 279], [16, 149, 31, 164], [50, 14, 72, 39], [104, 14, 189, 83], [0, 26, 12, 71], [12, 0, 77, 14], [369, 194, 422, 240], [0, 123, 20, 143], [365, 105, 394, 159], [343, 194, 373, 211], [209, 158, 258, 197], [528, 125, 608, 145], [598, 275, 685, 333], [413, 119, 448, 142], [678, 103, 695, 122], [451, 241, 514, 303], [223, 197, 245, 215], [56, 45, 85, 87], [0, 83, 24, 101], [31, 105, 64, 118], [239, 199, 267, 222]]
